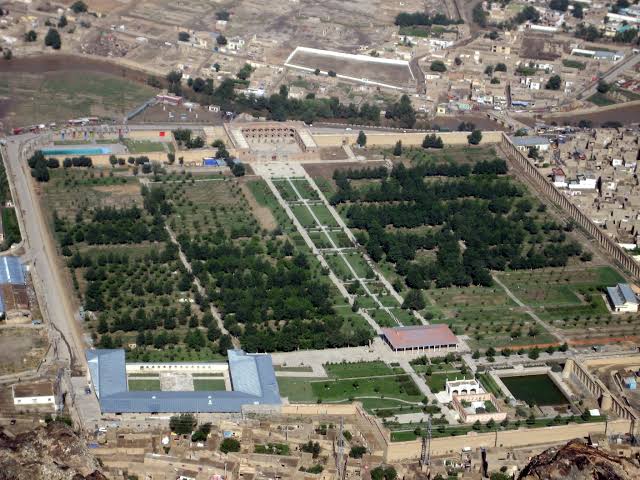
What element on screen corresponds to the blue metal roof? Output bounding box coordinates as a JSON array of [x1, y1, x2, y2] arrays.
[[85, 349, 281, 414], [607, 283, 638, 307], [0, 256, 25, 285], [511, 136, 550, 147]]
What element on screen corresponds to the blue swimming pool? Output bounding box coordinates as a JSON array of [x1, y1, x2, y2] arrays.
[[41, 147, 112, 156]]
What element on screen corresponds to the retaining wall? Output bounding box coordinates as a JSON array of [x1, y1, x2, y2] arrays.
[[385, 419, 631, 461], [312, 131, 504, 148]]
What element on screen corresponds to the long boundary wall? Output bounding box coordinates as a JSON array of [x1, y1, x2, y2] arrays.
[[500, 134, 640, 280], [562, 358, 638, 430], [385, 418, 631, 461]]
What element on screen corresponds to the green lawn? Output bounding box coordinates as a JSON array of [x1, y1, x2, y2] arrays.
[[311, 375, 422, 402], [128, 379, 161, 391], [290, 205, 316, 228], [273, 180, 298, 201], [343, 252, 375, 279], [123, 139, 167, 154], [193, 379, 226, 391], [277, 377, 317, 402], [325, 361, 395, 378], [310, 204, 339, 227]]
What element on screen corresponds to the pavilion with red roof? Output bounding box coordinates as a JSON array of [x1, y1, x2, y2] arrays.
[[381, 324, 458, 353]]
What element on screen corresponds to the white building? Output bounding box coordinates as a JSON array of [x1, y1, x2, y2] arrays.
[[607, 283, 639, 313], [12, 381, 61, 412], [568, 173, 597, 190]]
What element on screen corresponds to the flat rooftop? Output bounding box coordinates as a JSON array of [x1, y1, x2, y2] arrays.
[[13, 382, 55, 398], [86, 349, 281, 414], [382, 324, 458, 349]]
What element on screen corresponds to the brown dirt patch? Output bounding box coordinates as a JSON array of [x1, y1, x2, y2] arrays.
[[239, 181, 277, 231], [92, 183, 141, 197], [0, 329, 48, 375]]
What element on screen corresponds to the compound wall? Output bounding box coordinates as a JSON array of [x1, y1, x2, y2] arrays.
[[312, 131, 504, 148]]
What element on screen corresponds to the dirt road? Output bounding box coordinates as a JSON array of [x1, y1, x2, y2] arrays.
[[1, 136, 87, 373]]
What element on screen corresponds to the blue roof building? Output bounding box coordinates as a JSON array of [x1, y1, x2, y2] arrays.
[[606, 283, 639, 313], [0, 256, 26, 285], [86, 349, 281, 414]]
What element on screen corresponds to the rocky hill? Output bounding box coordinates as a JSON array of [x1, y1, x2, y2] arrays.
[[0, 422, 105, 480], [518, 439, 640, 480]]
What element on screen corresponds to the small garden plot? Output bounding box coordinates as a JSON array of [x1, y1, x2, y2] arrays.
[[501, 374, 568, 406], [356, 295, 381, 309], [128, 379, 161, 391], [391, 308, 421, 325], [370, 308, 400, 327], [272, 180, 299, 201], [429, 286, 515, 310], [290, 205, 316, 228], [308, 231, 333, 249], [309, 204, 339, 227], [325, 361, 395, 378], [290, 179, 320, 200], [325, 254, 355, 280], [328, 230, 354, 248], [343, 252, 375, 279], [193, 378, 226, 391], [311, 375, 422, 402]]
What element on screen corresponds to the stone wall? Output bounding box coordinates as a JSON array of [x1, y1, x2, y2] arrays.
[[385, 419, 632, 461]]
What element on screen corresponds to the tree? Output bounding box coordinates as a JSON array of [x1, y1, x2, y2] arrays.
[[349, 445, 367, 458], [528, 347, 540, 360], [422, 134, 443, 149], [528, 146, 540, 160], [393, 140, 402, 157], [58, 15, 68, 28], [44, 28, 61, 49], [596, 80, 610, 94], [472, 3, 488, 27], [549, 0, 569, 11], [178, 31, 190, 42], [24, 30, 37, 42], [328, 70, 337, 77], [484, 65, 494, 76], [216, 35, 227, 46], [467, 130, 482, 145], [71, 1, 88, 13], [3, 49, 12, 60], [216, 10, 230, 20], [237, 63, 253, 81], [614, 27, 638, 44], [545, 75, 562, 90], [572, 3, 583, 18], [314, 68, 320, 75], [430, 60, 447, 72], [170, 414, 196, 434], [494, 63, 507, 72], [302, 441, 321, 458], [402, 289, 425, 310], [220, 437, 241, 453], [356, 131, 367, 148]]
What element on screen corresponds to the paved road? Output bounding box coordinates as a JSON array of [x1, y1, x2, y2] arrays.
[[1, 136, 87, 373], [570, 53, 640, 103]]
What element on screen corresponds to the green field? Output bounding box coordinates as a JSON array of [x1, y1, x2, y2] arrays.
[[128, 379, 161, 391], [424, 372, 471, 393], [310, 204, 339, 227], [123, 139, 167, 154], [325, 361, 396, 378], [311, 375, 422, 402], [0, 70, 157, 129], [193, 378, 227, 391]]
